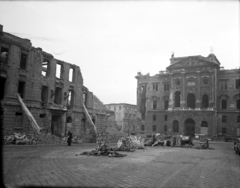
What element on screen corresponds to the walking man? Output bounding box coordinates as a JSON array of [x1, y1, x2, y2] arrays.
[[67, 131, 73, 146]]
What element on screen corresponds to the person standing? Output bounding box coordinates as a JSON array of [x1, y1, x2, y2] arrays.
[[67, 131, 73, 146]]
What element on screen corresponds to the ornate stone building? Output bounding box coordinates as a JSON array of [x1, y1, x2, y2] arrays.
[[0, 25, 110, 141], [135, 54, 240, 138]]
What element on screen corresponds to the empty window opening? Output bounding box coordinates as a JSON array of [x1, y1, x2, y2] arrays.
[[20, 53, 27, 70], [67, 116, 72, 123], [222, 115, 227, 123], [56, 64, 62, 79], [174, 91, 181, 107], [221, 99, 227, 109], [164, 100, 169, 110], [187, 93, 195, 109], [173, 120, 179, 132], [141, 125, 145, 131], [41, 86, 48, 105], [141, 86, 145, 93], [15, 112, 23, 116], [153, 114, 156, 121], [153, 84, 158, 91], [42, 59, 49, 77], [222, 127, 227, 135], [235, 79, 240, 89], [236, 99, 240, 110], [164, 83, 169, 91], [0, 47, 9, 64], [39, 114, 46, 118], [67, 90, 74, 109], [164, 115, 168, 121], [18, 81, 25, 98], [69, 68, 74, 82], [51, 114, 62, 136], [201, 121, 208, 127], [164, 125, 168, 132], [54, 87, 62, 104], [237, 116, 240, 123], [0, 77, 6, 100], [202, 94, 209, 109], [83, 93, 87, 105], [152, 125, 156, 132], [175, 80, 180, 85], [153, 100, 157, 110]]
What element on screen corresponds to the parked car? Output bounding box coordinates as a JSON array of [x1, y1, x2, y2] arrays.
[[233, 137, 240, 155]]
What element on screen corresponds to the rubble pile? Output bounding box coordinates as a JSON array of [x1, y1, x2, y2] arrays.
[[3, 132, 68, 145], [116, 136, 145, 151], [193, 139, 209, 149], [79, 132, 127, 157]]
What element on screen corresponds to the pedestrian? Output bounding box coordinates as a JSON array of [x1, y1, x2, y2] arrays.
[[67, 131, 73, 146]]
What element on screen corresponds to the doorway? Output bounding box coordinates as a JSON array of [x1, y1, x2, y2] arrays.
[[184, 118, 195, 136], [51, 114, 62, 137]]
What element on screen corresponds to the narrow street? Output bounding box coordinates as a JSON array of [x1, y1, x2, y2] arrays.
[[3, 142, 240, 188]]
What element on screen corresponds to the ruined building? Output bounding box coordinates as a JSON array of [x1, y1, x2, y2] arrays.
[[105, 103, 138, 135], [0, 25, 111, 141], [135, 54, 240, 138]]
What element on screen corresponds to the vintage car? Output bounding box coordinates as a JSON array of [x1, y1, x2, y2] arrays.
[[233, 137, 240, 155]]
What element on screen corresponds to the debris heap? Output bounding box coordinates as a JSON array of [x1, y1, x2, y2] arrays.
[[79, 132, 127, 157]]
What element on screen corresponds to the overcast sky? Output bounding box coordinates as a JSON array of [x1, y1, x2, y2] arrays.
[[0, 0, 239, 105]]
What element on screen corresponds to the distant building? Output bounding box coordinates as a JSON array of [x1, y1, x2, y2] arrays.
[[135, 54, 240, 138], [0, 25, 110, 142], [105, 103, 138, 135]]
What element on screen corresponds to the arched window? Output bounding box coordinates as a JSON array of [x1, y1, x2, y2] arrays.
[[174, 91, 181, 107], [173, 120, 179, 133], [66, 116, 72, 123], [222, 99, 227, 109], [164, 100, 169, 110], [200, 121, 208, 135], [202, 94, 209, 109], [187, 93, 195, 109]]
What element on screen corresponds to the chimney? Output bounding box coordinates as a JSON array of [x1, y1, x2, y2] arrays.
[[0, 25, 3, 32]]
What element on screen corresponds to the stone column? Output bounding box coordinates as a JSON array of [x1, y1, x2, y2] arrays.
[[196, 71, 201, 109], [168, 73, 174, 110], [180, 72, 185, 108]]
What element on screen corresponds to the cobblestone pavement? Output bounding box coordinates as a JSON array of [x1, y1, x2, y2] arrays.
[[3, 142, 240, 188]]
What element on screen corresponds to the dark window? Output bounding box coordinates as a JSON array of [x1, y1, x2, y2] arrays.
[[0, 77, 6, 100], [152, 125, 156, 132], [153, 114, 156, 121], [141, 125, 145, 131], [173, 120, 179, 132], [237, 116, 240, 123], [187, 93, 195, 109], [175, 80, 180, 85], [39, 114, 46, 118], [0, 47, 9, 64], [235, 79, 240, 89], [164, 83, 169, 91], [67, 90, 74, 109], [67, 116, 72, 123], [42, 59, 50, 77], [236, 99, 240, 110], [174, 91, 181, 107], [222, 115, 227, 123], [164, 115, 168, 121], [119, 106, 121, 110], [69, 68, 74, 82], [164, 100, 169, 110], [222, 99, 227, 109], [41, 86, 48, 105], [153, 84, 158, 91], [220, 82, 228, 91], [15, 112, 23, 116], [18, 81, 25, 98], [153, 100, 157, 109], [20, 53, 27, 70], [201, 121, 208, 127], [202, 94, 209, 109], [203, 78, 208, 84], [222, 127, 227, 135], [56, 64, 62, 79], [54, 87, 62, 104], [164, 125, 167, 132], [83, 93, 87, 105]]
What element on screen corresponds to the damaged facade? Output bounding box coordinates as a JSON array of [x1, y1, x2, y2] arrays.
[[136, 54, 240, 138], [0, 25, 110, 141]]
